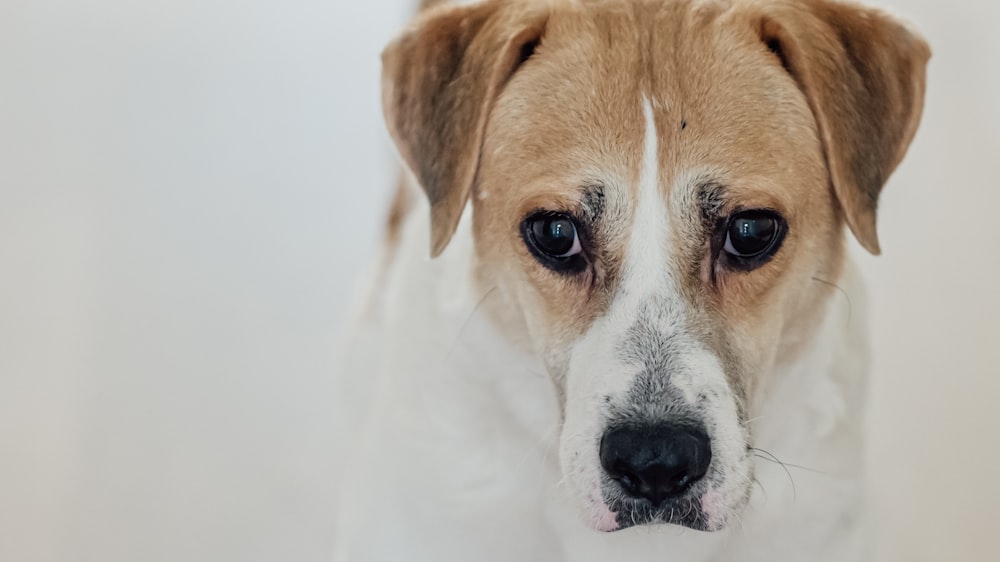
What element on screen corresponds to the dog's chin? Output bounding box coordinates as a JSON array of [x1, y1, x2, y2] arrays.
[[587, 486, 741, 533]]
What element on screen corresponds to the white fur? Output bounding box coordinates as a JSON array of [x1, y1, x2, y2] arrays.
[[333, 98, 872, 561], [558, 99, 670, 531]]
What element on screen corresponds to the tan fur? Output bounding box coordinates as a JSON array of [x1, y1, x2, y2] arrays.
[[419, 0, 448, 11], [381, 0, 927, 439], [753, 0, 930, 254], [381, 1, 549, 257], [384, 176, 415, 250]]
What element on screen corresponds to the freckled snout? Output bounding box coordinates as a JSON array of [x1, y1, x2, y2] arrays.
[[599, 424, 712, 505]]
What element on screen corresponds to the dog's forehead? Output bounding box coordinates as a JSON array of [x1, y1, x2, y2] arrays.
[[484, 0, 821, 205], [475, 0, 831, 344]]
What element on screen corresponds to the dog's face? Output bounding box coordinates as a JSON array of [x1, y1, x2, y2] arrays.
[[382, 0, 928, 532]]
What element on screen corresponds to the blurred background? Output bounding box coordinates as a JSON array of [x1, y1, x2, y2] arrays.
[[1, 0, 996, 560]]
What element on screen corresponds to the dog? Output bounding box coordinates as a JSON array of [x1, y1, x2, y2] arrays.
[[332, 0, 929, 560]]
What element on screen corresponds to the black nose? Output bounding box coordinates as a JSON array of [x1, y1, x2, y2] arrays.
[[599, 424, 711, 505]]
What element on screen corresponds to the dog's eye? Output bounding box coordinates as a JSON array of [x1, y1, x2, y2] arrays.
[[522, 212, 585, 273], [722, 210, 785, 266], [527, 213, 581, 258]]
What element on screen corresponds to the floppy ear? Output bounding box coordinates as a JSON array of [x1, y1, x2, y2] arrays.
[[381, 1, 548, 257], [757, 0, 930, 254]]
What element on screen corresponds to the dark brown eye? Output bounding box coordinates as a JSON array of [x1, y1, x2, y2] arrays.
[[722, 210, 786, 267], [530, 215, 579, 257], [522, 212, 585, 273]]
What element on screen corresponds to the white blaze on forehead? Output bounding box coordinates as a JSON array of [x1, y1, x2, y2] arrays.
[[619, 98, 672, 306], [568, 97, 672, 387]]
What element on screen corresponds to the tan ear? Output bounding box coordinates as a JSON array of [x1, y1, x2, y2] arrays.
[[757, 0, 930, 254], [381, 1, 548, 257]]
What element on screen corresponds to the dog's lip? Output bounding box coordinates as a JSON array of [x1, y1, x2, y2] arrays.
[[600, 491, 717, 532], [608, 505, 713, 532], [593, 503, 620, 532]]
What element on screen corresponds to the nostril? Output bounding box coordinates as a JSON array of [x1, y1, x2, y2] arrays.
[[613, 469, 639, 496], [608, 458, 650, 497], [599, 423, 712, 505]]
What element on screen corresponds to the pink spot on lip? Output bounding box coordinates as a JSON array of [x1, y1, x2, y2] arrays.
[[700, 490, 725, 530], [594, 502, 619, 532]]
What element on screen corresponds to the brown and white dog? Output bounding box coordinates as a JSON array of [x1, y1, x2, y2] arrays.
[[333, 0, 929, 560]]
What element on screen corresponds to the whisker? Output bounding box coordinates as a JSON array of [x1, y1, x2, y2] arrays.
[[750, 447, 797, 501], [447, 285, 499, 358], [751, 448, 826, 475], [750, 475, 767, 500], [811, 276, 852, 325]]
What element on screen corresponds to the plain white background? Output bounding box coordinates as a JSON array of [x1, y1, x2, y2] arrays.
[[1, 0, 997, 560]]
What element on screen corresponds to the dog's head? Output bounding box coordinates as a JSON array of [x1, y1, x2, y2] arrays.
[[381, 0, 928, 532]]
